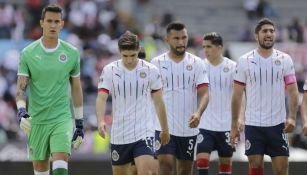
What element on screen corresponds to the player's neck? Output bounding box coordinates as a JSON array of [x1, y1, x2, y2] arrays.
[[168, 52, 184, 63], [207, 55, 223, 66], [41, 36, 59, 49], [122, 58, 139, 70], [257, 47, 273, 58]]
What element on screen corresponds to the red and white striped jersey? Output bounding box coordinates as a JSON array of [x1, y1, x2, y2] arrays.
[[199, 57, 236, 131], [98, 59, 162, 144], [234, 49, 296, 127], [151, 52, 209, 136]]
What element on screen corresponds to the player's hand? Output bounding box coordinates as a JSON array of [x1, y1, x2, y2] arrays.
[[303, 123, 307, 136], [98, 120, 107, 138], [160, 130, 170, 145], [189, 112, 201, 128], [230, 123, 240, 147], [238, 119, 245, 132], [283, 117, 296, 133], [72, 119, 84, 149], [17, 107, 32, 135]]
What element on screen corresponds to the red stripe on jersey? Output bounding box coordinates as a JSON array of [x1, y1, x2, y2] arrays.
[[151, 88, 161, 93], [284, 74, 297, 85], [98, 88, 109, 94], [197, 83, 209, 89], [234, 80, 246, 86], [304, 90, 307, 93]]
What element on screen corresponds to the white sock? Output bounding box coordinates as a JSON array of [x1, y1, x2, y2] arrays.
[[34, 169, 49, 175], [52, 160, 68, 170]]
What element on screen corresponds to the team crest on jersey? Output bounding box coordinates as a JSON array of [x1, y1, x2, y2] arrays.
[[197, 134, 204, 143], [154, 140, 161, 151], [186, 64, 193, 71], [139, 71, 147, 78], [274, 59, 281, 65], [245, 139, 251, 150], [223, 67, 230, 73], [111, 150, 119, 161], [59, 53, 68, 62]]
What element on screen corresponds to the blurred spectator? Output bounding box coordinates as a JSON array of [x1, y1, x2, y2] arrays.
[[256, 0, 278, 19], [243, 0, 259, 21], [288, 17, 305, 43]]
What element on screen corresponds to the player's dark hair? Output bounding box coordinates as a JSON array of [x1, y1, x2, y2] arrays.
[[255, 18, 275, 34], [138, 47, 146, 59], [166, 21, 186, 34], [203, 32, 223, 46], [118, 31, 139, 51], [41, 4, 63, 20]]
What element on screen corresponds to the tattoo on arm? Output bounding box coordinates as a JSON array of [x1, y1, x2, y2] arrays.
[[16, 76, 29, 101]]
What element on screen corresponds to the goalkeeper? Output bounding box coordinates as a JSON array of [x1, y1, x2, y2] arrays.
[[16, 4, 84, 175]]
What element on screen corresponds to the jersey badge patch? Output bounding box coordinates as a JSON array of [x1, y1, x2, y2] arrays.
[[59, 53, 68, 63], [111, 150, 119, 161], [186, 64, 193, 71]]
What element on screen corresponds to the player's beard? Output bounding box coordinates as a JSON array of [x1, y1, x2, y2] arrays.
[[170, 46, 186, 56], [258, 39, 274, 50]]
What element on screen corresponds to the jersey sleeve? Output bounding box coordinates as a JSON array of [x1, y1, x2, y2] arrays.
[[150, 66, 162, 91], [70, 51, 81, 77], [284, 55, 295, 76], [17, 51, 30, 77], [98, 65, 112, 94], [196, 60, 209, 87], [233, 57, 246, 85]]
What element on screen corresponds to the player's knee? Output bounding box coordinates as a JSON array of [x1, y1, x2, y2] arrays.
[[159, 160, 173, 173], [197, 158, 209, 169]]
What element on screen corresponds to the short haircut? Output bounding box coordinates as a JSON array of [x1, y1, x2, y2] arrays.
[[254, 18, 275, 34], [118, 31, 139, 51], [203, 32, 223, 46], [41, 4, 63, 20], [166, 21, 186, 34]]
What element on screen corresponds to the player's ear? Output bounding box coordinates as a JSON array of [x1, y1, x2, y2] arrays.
[[40, 19, 43, 28], [254, 33, 259, 42]]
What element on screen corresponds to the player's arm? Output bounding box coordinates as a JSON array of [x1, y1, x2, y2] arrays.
[[151, 89, 170, 145], [300, 92, 307, 136], [238, 91, 246, 132], [16, 75, 31, 134], [189, 85, 209, 128], [230, 82, 245, 146], [71, 76, 85, 149], [96, 91, 108, 138], [284, 82, 299, 133]]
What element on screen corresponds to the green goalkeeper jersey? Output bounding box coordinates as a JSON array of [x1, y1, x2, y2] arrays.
[[18, 39, 80, 124]]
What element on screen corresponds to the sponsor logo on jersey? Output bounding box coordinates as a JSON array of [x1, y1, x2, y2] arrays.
[[245, 139, 251, 150], [186, 64, 193, 71], [140, 71, 147, 78], [275, 59, 281, 65], [223, 67, 230, 72], [111, 150, 119, 161], [59, 54, 68, 62]]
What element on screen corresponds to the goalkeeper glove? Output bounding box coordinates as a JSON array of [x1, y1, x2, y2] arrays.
[[17, 107, 32, 135], [72, 119, 84, 149]]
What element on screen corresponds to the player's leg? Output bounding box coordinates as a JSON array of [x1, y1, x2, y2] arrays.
[[28, 124, 51, 175], [113, 164, 131, 175], [271, 156, 288, 175], [49, 120, 73, 175], [155, 131, 175, 175], [267, 123, 289, 175], [130, 160, 137, 175], [196, 129, 214, 175], [217, 131, 234, 175], [175, 135, 197, 175], [245, 125, 265, 175]]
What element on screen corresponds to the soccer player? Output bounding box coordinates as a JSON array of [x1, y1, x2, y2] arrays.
[[196, 32, 236, 175], [230, 18, 299, 175], [300, 80, 307, 136], [16, 4, 84, 175], [151, 22, 209, 175], [96, 31, 170, 175]]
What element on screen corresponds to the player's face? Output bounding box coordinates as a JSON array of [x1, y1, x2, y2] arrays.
[[255, 24, 275, 50], [120, 49, 139, 67], [166, 29, 188, 56], [40, 12, 63, 39], [202, 40, 222, 60]]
